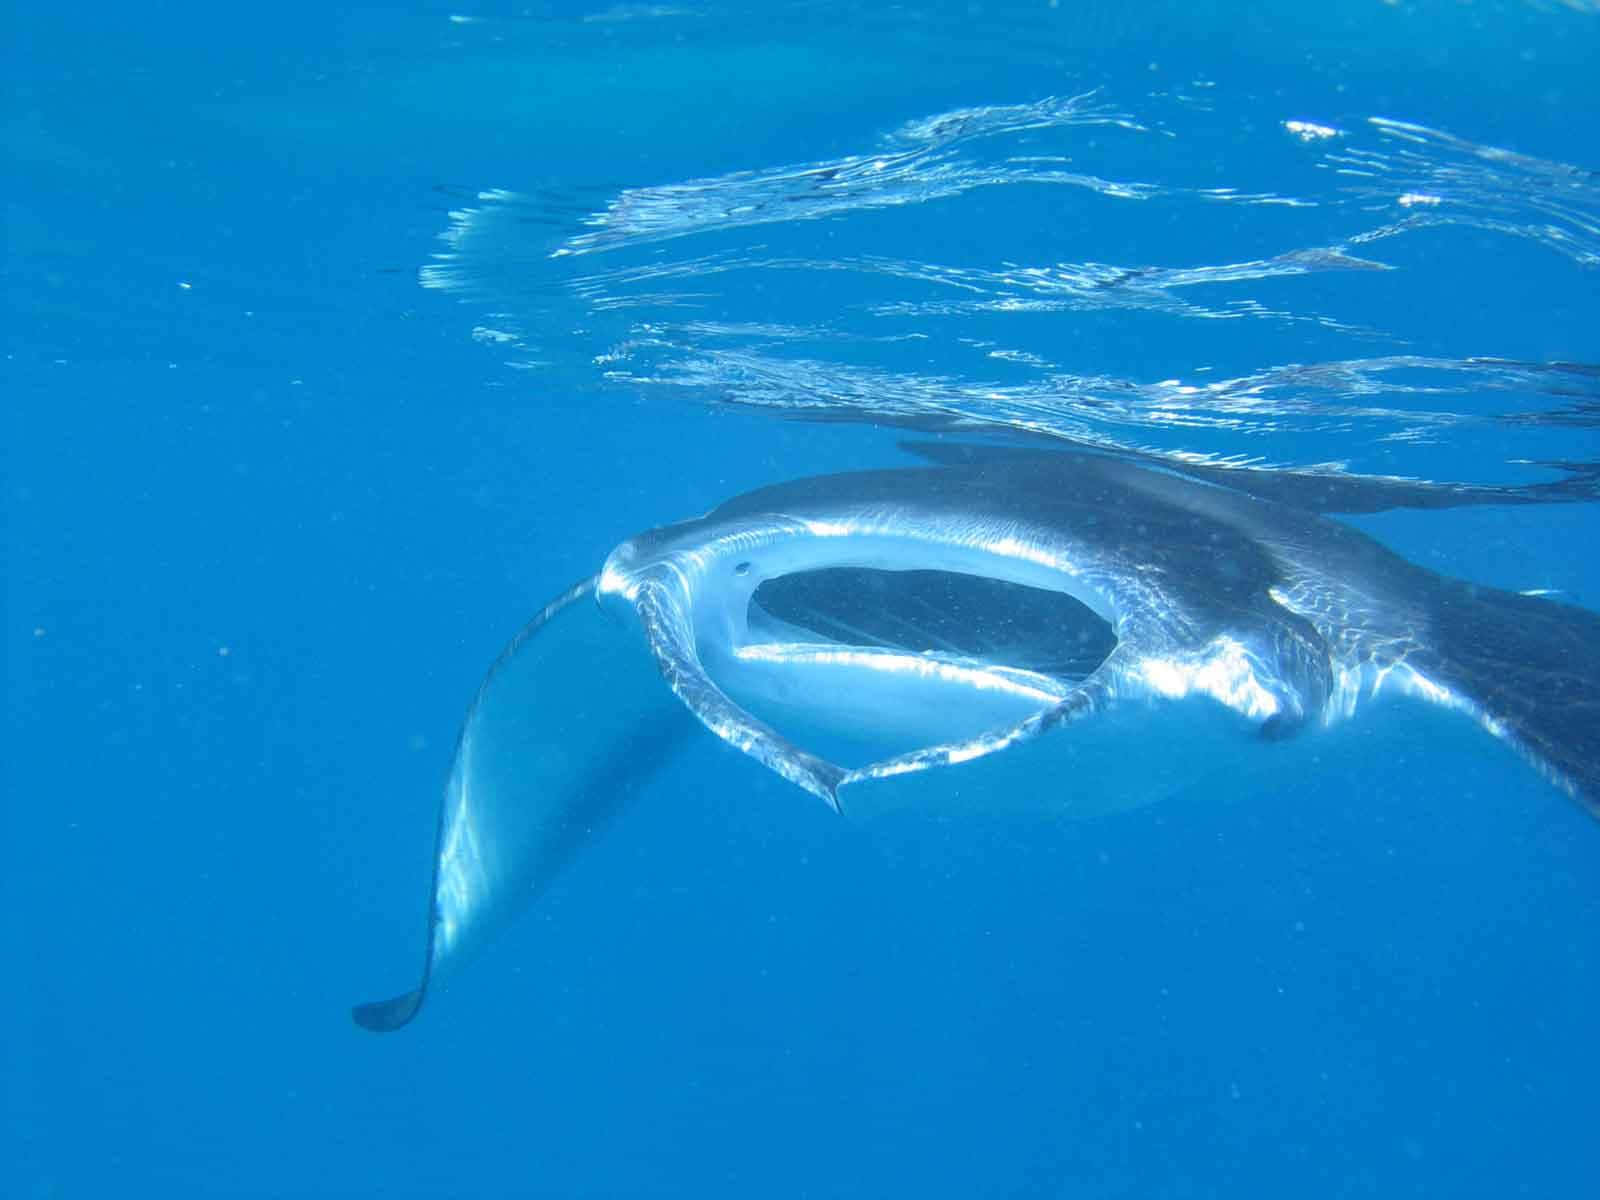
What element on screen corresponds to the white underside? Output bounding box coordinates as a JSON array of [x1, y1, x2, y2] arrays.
[[710, 640, 1073, 767]]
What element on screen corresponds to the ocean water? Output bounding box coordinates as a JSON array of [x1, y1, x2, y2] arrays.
[[7, 2, 1600, 1196]]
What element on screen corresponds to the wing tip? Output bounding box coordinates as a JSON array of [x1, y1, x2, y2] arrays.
[[352, 988, 426, 1033]]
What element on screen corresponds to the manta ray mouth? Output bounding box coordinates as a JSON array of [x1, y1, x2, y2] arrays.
[[701, 565, 1119, 768]]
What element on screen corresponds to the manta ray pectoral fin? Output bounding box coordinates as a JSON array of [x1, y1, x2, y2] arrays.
[[353, 989, 424, 1034], [353, 576, 691, 1032], [1415, 578, 1600, 814], [1257, 712, 1306, 741]]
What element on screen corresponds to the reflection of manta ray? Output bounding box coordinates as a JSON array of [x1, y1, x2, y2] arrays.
[[355, 446, 1600, 1031]]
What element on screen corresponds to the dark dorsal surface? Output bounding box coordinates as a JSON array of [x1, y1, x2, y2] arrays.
[[706, 455, 1295, 638]]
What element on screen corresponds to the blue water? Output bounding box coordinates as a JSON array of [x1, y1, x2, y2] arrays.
[[8, 2, 1600, 1196]]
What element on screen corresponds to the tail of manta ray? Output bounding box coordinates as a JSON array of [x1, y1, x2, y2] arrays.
[[354, 551, 1600, 1033]]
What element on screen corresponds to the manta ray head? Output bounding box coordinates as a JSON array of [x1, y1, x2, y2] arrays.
[[596, 508, 1116, 804], [593, 468, 1319, 809]]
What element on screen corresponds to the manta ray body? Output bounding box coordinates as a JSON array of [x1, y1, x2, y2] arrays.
[[355, 446, 1600, 1031]]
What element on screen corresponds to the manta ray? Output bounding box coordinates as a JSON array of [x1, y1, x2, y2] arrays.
[[354, 444, 1600, 1031]]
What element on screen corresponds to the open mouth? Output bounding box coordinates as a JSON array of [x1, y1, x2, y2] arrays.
[[702, 565, 1119, 768]]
